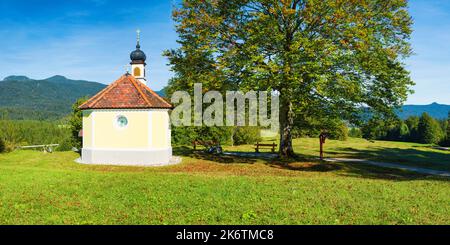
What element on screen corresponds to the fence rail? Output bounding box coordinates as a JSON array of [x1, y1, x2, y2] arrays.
[[18, 144, 59, 153]]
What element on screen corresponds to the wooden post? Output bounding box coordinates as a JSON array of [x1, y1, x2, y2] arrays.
[[320, 139, 323, 160], [256, 142, 259, 153], [319, 133, 327, 160]]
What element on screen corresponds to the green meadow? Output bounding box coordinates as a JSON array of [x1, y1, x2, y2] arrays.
[[0, 138, 448, 225]]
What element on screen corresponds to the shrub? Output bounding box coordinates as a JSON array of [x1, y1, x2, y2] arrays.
[[172, 126, 198, 145], [328, 122, 348, 141], [361, 118, 388, 140], [398, 122, 410, 140], [233, 127, 261, 145], [348, 127, 362, 138], [69, 97, 88, 150], [418, 113, 444, 144], [56, 137, 75, 152], [439, 138, 450, 147], [291, 128, 310, 138], [0, 137, 5, 153], [171, 126, 234, 146]]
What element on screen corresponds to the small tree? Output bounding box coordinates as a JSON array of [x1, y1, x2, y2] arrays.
[[327, 122, 348, 141], [405, 116, 419, 142], [417, 113, 443, 144], [386, 120, 409, 141], [447, 112, 450, 137], [439, 112, 450, 146], [362, 118, 387, 140], [446, 112, 450, 145], [398, 122, 410, 140], [349, 127, 362, 138], [69, 97, 88, 150]]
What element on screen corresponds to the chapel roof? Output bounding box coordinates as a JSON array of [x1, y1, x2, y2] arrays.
[[79, 74, 172, 110]]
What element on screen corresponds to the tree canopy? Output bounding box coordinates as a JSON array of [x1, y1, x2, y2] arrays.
[[69, 97, 88, 150], [165, 0, 414, 157]]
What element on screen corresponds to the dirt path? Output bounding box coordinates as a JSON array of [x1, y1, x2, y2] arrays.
[[326, 158, 450, 177]]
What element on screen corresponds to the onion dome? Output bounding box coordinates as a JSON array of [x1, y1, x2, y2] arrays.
[[130, 29, 146, 64]]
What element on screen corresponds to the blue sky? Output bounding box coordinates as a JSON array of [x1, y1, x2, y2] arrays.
[[0, 0, 449, 104]]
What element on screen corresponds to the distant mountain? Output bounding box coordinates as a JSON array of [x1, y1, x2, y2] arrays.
[[0, 75, 106, 120], [3, 75, 32, 82], [0, 75, 167, 120], [0, 74, 447, 121], [396, 103, 450, 119], [155, 87, 167, 97]]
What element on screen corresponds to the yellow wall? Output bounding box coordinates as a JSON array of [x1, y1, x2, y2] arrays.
[[93, 111, 149, 149], [82, 110, 170, 149], [152, 111, 169, 148], [82, 111, 93, 148]]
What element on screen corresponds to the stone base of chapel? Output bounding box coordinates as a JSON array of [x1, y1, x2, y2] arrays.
[[80, 148, 173, 166]]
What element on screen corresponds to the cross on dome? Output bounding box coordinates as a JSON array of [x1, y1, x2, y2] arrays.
[[136, 29, 141, 48], [130, 29, 147, 63]]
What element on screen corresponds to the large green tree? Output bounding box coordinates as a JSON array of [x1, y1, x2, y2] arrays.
[[166, 0, 414, 157]]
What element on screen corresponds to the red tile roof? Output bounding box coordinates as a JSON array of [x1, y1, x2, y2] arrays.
[[79, 74, 172, 110]]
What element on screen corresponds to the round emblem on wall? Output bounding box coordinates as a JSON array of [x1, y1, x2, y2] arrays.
[[116, 115, 128, 128]]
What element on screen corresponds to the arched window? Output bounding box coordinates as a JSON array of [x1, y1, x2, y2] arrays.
[[134, 67, 141, 77]]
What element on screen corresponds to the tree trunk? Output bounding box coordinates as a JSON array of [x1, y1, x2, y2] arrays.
[[279, 96, 295, 158]]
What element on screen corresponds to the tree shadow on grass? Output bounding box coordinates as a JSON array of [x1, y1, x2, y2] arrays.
[[270, 161, 342, 172], [330, 146, 450, 172], [323, 146, 450, 181], [173, 145, 449, 182], [277, 154, 448, 182], [334, 161, 445, 181], [173, 146, 260, 164]]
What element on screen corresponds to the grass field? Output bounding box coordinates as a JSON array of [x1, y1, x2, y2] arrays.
[[227, 137, 450, 171], [0, 138, 448, 224]]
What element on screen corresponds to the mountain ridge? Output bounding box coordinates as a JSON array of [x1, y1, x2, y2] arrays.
[[3, 75, 32, 82], [0, 75, 107, 120], [0, 75, 448, 120], [395, 102, 450, 119]]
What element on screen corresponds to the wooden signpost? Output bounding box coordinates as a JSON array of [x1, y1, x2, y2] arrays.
[[319, 132, 328, 160]]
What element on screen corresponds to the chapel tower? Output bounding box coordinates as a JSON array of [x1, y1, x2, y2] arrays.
[[130, 29, 147, 85]]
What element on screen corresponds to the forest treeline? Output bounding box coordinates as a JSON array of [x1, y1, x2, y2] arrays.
[[360, 112, 450, 146], [0, 109, 449, 154], [0, 120, 73, 152]]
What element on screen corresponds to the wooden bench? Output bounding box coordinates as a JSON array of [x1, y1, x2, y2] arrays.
[[255, 142, 277, 153], [192, 140, 218, 150]]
